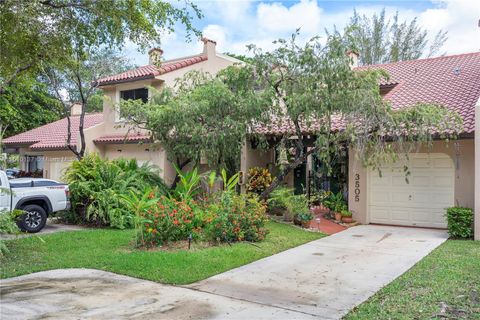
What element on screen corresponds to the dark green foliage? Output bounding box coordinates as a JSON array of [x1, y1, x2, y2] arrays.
[[64, 153, 168, 229], [0, 79, 63, 137], [445, 207, 474, 239]]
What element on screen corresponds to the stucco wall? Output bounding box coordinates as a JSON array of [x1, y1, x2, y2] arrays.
[[17, 148, 75, 182], [348, 139, 475, 225]]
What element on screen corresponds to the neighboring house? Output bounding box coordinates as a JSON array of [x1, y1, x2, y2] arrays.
[[2, 107, 103, 181], [241, 52, 480, 237], [3, 38, 241, 185]]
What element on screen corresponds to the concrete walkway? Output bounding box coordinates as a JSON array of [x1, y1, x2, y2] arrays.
[[0, 225, 448, 319], [188, 225, 448, 319]]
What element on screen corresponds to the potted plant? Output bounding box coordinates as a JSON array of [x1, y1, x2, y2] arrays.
[[341, 209, 353, 223], [324, 192, 346, 222], [286, 194, 309, 223], [298, 211, 314, 228]]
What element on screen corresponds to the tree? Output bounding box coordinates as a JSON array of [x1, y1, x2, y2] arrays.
[[244, 33, 461, 198], [0, 0, 202, 91], [120, 67, 267, 184], [44, 48, 134, 159], [0, 78, 63, 138], [344, 9, 448, 65]]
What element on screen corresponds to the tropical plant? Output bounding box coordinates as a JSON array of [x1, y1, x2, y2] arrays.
[[297, 211, 314, 223], [0, 209, 22, 257], [268, 187, 309, 221], [64, 153, 168, 228], [341, 209, 353, 218], [246, 167, 273, 195], [173, 166, 202, 200], [323, 192, 347, 213], [119, 188, 159, 246], [221, 168, 240, 192]]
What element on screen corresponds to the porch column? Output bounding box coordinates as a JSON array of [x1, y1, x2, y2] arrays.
[[475, 98, 479, 240]]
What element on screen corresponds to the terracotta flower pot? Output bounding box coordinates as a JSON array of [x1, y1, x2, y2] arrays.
[[342, 216, 353, 223], [334, 212, 342, 222], [301, 220, 311, 228]]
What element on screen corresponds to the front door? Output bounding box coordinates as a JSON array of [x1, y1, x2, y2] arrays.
[[294, 162, 306, 195]]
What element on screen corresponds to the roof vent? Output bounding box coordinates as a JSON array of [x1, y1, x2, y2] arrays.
[[453, 67, 461, 75]]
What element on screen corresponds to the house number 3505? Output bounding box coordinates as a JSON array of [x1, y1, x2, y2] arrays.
[[354, 174, 360, 202]]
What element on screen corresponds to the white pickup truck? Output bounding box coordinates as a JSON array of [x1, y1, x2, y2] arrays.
[[0, 170, 70, 233]]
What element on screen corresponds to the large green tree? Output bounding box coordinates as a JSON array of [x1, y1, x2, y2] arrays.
[[0, 0, 201, 91], [120, 67, 267, 181], [121, 33, 462, 197], [44, 48, 136, 159], [246, 33, 460, 198], [0, 78, 63, 137], [345, 9, 448, 65]]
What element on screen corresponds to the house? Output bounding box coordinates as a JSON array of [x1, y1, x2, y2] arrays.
[[241, 52, 480, 239], [2, 108, 103, 181], [3, 38, 241, 185]]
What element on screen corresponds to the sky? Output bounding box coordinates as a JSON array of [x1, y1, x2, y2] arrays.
[[123, 0, 480, 65]]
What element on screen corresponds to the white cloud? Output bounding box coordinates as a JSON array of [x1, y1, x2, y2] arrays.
[[124, 0, 480, 65], [419, 0, 480, 54], [257, 0, 323, 34]]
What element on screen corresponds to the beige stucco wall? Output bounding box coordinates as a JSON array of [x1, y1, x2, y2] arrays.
[[17, 148, 75, 182], [348, 139, 475, 226], [90, 42, 241, 187], [475, 99, 479, 240]]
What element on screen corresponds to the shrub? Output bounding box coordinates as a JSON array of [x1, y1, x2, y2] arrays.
[[445, 207, 474, 239], [137, 196, 203, 247], [134, 188, 269, 247], [246, 167, 272, 195], [268, 187, 309, 221], [64, 153, 168, 229], [0, 209, 22, 257], [203, 193, 268, 242]]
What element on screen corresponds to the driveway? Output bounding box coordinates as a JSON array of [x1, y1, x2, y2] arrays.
[[0, 220, 84, 240], [0, 225, 448, 319]]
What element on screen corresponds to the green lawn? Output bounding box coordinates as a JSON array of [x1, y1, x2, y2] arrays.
[[1, 221, 324, 284], [345, 240, 480, 320]]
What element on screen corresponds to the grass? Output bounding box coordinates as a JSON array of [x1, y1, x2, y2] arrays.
[[1, 221, 324, 284], [345, 240, 480, 320]]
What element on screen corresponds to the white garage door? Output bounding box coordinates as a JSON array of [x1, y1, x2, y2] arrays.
[[368, 153, 454, 228]]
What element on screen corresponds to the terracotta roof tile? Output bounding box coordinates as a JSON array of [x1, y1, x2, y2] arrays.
[[256, 52, 480, 135], [93, 134, 152, 144], [3, 113, 104, 150], [356, 52, 480, 133], [96, 55, 208, 86]]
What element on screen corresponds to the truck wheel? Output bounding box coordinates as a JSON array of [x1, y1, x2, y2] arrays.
[[18, 205, 47, 233]]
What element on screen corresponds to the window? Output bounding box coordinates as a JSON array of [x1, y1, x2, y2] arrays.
[[120, 88, 148, 103]]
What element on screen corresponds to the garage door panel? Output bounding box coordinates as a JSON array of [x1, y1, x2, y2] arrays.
[[434, 158, 454, 168], [411, 176, 430, 187], [368, 153, 453, 228]]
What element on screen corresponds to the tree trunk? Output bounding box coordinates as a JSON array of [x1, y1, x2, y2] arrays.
[[260, 147, 316, 199]]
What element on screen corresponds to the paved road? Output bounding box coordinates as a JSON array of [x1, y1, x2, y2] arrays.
[[0, 225, 448, 319]]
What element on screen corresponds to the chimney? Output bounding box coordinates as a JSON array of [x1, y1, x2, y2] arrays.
[[70, 103, 82, 116], [201, 37, 217, 58], [148, 48, 163, 67], [346, 50, 359, 69]]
